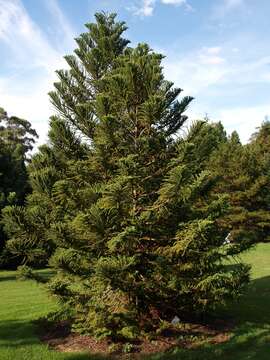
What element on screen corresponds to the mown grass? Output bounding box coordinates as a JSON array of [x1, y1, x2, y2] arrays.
[[148, 243, 270, 360], [0, 243, 270, 359], [0, 270, 103, 360]]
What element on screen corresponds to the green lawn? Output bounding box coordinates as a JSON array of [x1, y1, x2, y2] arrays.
[[0, 270, 103, 360], [0, 243, 270, 360]]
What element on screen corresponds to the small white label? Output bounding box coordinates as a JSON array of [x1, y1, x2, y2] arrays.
[[171, 316, 180, 324]]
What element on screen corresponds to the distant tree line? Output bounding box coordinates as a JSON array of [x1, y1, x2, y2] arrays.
[[1, 12, 270, 341]]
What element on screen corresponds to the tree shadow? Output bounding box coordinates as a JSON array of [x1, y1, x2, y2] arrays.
[[0, 269, 54, 283], [0, 319, 109, 359], [146, 322, 270, 360], [0, 273, 17, 282], [0, 319, 44, 347], [226, 275, 270, 324], [0, 276, 269, 359], [145, 276, 270, 360]]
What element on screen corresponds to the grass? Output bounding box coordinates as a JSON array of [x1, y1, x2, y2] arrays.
[[0, 243, 270, 359], [0, 270, 103, 360], [147, 243, 270, 360]]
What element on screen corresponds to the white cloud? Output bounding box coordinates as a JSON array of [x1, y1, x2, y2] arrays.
[[161, 0, 186, 4], [0, 0, 62, 72], [45, 0, 76, 49], [199, 47, 225, 65], [206, 46, 222, 55], [0, 76, 54, 145], [164, 43, 270, 97], [133, 0, 192, 17], [135, 0, 156, 16], [184, 105, 270, 144], [163, 42, 270, 142], [164, 46, 227, 95], [217, 105, 270, 143], [213, 0, 245, 18], [224, 0, 244, 9], [0, 0, 75, 146]]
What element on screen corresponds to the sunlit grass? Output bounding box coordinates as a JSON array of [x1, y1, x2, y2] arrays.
[[0, 243, 270, 359], [148, 243, 270, 360], [0, 270, 103, 360]]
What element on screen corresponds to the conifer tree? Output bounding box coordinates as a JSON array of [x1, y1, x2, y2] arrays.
[[0, 108, 38, 266], [177, 120, 227, 172], [209, 125, 270, 244], [2, 144, 62, 265], [4, 13, 251, 338]]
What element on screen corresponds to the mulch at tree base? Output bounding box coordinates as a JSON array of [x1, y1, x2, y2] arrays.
[[38, 319, 233, 358]]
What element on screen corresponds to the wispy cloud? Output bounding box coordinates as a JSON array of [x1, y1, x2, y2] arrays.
[[164, 42, 270, 98], [164, 46, 228, 95], [212, 0, 246, 18], [217, 105, 270, 143], [0, 0, 61, 72], [132, 0, 193, 17], [163, 41, 270, 142], [161, 0, 186, 4], [0, 0, 75, 146], [223, 0, 245, 9], [45, 0, 76, 49], [161, 0, 193, 11], [199, 47, 225, 65], [186, 104, 270, 144], [134, 0, 156, 16]]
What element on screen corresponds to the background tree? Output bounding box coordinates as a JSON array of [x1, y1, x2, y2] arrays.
[[4, 13, 251, 340], [0, 107, 38, 267], [176, 119, 227, 172], [208, 124, 270, 245]]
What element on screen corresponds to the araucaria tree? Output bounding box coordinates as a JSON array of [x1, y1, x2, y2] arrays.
[[5, 13, 250, 339]]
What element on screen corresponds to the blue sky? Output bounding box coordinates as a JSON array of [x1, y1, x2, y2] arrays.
[[0, 0, 270, 145]]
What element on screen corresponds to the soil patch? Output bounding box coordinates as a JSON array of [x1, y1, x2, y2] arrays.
[[37, 319, 233, 358]]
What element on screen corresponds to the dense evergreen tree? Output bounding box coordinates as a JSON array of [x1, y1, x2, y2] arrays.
[[244, 121, 270, 242], [250, 119, 270, 154], [208, 124, 270, 245], [2, 144, 61, 266], [177, 120, 227, 172], [0, 107, 38, 266], [4, 13, 251, 339]]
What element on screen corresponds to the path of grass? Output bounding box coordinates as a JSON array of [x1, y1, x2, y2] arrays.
[[0, 243, 270, 359]]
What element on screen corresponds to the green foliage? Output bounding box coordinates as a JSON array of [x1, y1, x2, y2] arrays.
[[16, 265, 47, 283], [0, 108, 38, 268], [5, 12, 251, 339], [16, 265, 35, 281], [208, 122, 270, 244], [122, 342, 135, 353]]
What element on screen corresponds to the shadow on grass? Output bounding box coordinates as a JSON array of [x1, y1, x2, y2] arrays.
[[231, 275, 270, 324], [0, 276, 269, 360], [34, 268, 55, 282], [0, 319, 109, 359], [0, 268, 54, 283], [145, 276, 270, 360], [0, 274, 17, 282], [0, 319, 45, 347], [146, 323, 270, 360]]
